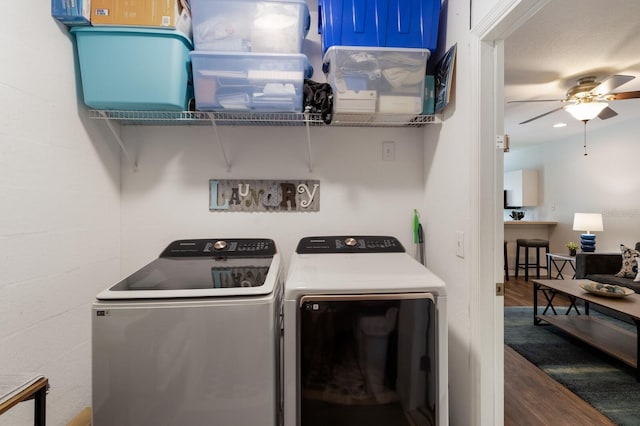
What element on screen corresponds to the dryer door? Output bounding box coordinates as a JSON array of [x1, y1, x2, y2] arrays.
[[299, 293, 438, 426]]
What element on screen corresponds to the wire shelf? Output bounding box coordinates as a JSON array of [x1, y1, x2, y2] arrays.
[[88, 110, 439, 127]]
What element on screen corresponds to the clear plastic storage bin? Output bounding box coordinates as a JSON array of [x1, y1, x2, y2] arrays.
[[323, 46, 429, 114], [71, 27, 193, 111], [191, 0, 310, 53], [191, 51, 308, 112]]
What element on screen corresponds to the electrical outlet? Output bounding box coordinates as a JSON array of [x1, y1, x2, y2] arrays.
[[456, 231, 464, 258], [382, 141, 395, 161]]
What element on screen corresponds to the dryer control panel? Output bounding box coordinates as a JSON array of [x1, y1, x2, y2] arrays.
[[296, 236, 405, 254], [160, 238, 276, 258]]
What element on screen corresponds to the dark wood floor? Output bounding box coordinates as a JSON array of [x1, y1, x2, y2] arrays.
[[503, 276, 615, 426]]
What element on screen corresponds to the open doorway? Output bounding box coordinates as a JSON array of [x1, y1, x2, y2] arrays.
[[470, 1, 551, 425], [499, 1, 640, 424]]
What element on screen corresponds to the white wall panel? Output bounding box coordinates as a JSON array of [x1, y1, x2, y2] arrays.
[[120, 126, 425, 275], [423, 0, 476, 424], [0, 3, 121, 425]]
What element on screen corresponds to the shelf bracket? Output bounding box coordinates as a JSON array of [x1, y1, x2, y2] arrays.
[[304, 112, 313, 172], [99, 111, 138, 171], [209, 114, 231, 172]]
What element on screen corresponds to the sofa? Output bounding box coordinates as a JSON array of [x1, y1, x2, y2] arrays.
[[575, 242, 640, 293]]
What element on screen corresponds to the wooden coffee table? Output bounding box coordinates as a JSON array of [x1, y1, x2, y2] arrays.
[[533, 279, 640, 380]]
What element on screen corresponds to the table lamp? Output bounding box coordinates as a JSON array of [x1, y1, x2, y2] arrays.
[[573, 213, 603, 252]]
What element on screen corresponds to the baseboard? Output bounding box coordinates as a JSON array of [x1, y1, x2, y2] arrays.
[[67, 407, 91, 426]]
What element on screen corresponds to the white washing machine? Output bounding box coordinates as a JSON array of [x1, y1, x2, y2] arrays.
[[92, 238, 283, 426], [283, 236, 448, 426]]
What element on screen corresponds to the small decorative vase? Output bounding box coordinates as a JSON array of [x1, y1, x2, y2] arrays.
[[569, 249, 577, 256]]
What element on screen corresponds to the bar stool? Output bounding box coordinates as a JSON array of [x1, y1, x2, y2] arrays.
[[504, 241, 509, 281], [515, 238, 549, 281]]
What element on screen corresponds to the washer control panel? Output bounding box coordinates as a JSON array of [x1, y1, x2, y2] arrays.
[[160, 238, 276, 257], [296, 236, 405, 254]]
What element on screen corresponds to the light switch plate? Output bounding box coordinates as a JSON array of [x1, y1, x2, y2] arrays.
[[382, 141, 395, 161], [456, 231, 464, 258]]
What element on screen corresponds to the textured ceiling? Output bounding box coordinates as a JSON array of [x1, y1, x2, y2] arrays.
[[504, 0, 640, 148]]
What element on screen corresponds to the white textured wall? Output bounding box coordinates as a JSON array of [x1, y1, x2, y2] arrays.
[[0, 4, 121, 425], [423, 16, 475, 426], [505, 117, 640, 255], [120, 125, 426, 275]]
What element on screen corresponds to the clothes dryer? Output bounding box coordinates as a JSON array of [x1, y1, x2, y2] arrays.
[[92, 238, 283, 426], [283, 236, 447, 426]]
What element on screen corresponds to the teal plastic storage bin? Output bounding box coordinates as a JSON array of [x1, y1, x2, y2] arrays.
[[318, 0, 441, 55], [71, 27, 193, 111], [191, 0, 310, 53], [191, 51, 308, 112]]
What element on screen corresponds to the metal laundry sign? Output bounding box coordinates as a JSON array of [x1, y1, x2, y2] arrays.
[[209, 179, 320, 212]]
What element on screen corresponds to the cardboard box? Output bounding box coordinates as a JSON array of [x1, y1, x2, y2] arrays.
[[51, 0, 91, 26], [91, 0, 191, 34]]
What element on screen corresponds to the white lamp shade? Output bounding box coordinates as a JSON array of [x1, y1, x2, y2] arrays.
[[573, 213, 603, 233], [565, 102, 608, 121]]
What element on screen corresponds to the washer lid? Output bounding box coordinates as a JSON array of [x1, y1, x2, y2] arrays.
[[97, 239, 279, 300], [285, 251, 445, 296]]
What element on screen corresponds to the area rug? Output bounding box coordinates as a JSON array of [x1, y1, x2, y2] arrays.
[[504, 306, 640, 425]]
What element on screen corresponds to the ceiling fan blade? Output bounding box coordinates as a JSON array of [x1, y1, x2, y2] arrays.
[[518, 106, 565, 124], [607, 90, 640, 100], [598, 106, 618, 120], [591, 74, 635, 96], [508, 99, 564, 103]]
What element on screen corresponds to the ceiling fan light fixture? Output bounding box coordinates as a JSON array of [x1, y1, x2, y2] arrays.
[[565, 101, 608, 121]]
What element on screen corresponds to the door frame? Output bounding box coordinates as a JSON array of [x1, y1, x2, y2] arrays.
[[470, 0, 550, 424]]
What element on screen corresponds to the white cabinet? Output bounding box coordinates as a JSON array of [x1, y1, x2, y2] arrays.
[[504, 169, 537, 207]]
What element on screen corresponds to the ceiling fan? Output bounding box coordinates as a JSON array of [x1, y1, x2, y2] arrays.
[[509, 74, 640, 124]]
